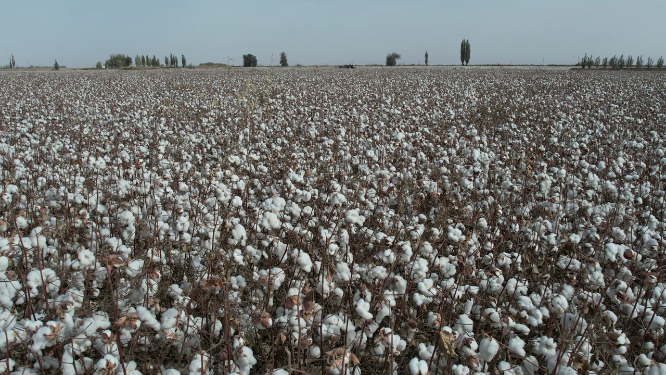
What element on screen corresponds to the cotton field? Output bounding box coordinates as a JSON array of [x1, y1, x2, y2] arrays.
[[0, 66, 665, 375]]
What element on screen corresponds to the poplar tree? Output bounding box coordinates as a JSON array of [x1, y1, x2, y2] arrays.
[[425, 50, 428, 66], [465, 40, 470, 65], [280, 52, 288, 67]]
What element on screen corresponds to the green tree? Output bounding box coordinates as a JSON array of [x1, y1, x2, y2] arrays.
[[280, 52, 288, 67], [243, 54, 257, 67], [10, 54, 15, 68], [465, 40, 470, 65], [141, 56, 146, 67], [385, 52, 401, 66], [135, 55, 141, 67], [587, 55, 593, 69], [647, 57, 654, 68], [635, 55, 643, 68], [54, 60, 59, 70], [182, 55, 186, 68], [618, 55, 625, 69], [580, 54, 588, 69], [602, 57, 608, 68], [594, 56, 600, 68], [460, 40, 466, 66], [96, 61, 102, 69], [425, 50, 428, 66], [626, 55, 633, 68], [657, 56, 664, 69], [165, 56, 169, 66]]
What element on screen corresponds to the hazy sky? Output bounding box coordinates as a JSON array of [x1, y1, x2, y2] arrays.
[[2, 0, 664, 68]]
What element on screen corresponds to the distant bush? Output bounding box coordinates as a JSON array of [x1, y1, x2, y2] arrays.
[[243, 54, 258, 67], [105, 54, 133, 68], [386, 52, 401, 66]]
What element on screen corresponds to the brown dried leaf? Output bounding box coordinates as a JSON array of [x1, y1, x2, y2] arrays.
[[438, 331, 456, 357]]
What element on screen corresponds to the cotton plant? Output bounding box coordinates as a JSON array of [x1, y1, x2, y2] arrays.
[[0, 66, 664, 375]]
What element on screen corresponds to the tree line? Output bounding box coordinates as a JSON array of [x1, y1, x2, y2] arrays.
[[97, 54, 187, 69], [386, 39, 471, 66], [580, 54, 664, 69]]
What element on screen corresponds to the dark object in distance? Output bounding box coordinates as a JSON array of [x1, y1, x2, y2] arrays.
[[338, 64, 355, 69]]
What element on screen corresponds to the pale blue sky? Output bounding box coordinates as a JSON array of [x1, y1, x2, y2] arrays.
[[2, 0, 664, 68]]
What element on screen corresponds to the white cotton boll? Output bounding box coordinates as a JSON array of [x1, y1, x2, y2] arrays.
[[0, 256, 8, 272], [355, 299, 373, 320], [417, 279, 436, 297], [189, 353, 211, 375], [136, 306, 161, 331], [336, 263, 352, 282], [229, 224, 246, 245], [16, 216, 28, 229], [448, 226, 465, 243], [346, 209, 360, 224], [125, 259, 144, 278], [96, 354, 119, 373], [271, 370, 290, 375], [479, 337, 500, 363], [535, 336, 557, 358], [550, 294, 568, 315], [647, 364, 666, 375], [409, 357, 430, 375], [161, 308, 182, 330], [309, 345, 321, 358], [294, 251, 313, 273], [522, 356, 539, 375], [0, 358, 15, 373], [508, 336, 526, 357], [261, 212, 281, 231], [163, 370, 181, 375], [477, 217, 488, 230], [77, 249, 96, 269], [454, 314, 474, 336]]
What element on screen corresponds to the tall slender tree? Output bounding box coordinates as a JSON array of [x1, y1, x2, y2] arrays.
[[280, 52, 288, 67], [465, 40, 470, 65], [460, 40, 466, 66], [182, 55, 186, 68], [425, 50, 428, 66]]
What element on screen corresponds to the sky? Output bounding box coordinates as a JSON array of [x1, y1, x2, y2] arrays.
[[1, 0, 665, 68]]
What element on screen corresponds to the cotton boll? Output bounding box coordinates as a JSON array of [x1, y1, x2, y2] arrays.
[[454, 314, 474, 336], [508, 336, 526, 357], [550, 294, 568, 315], [409, 357, 430, 375], [0, 256, 8, 272], [293, 250, 313, 273], [96, 354, 119, 373], [0, 358, 15, 373], [261, 212, 281, 231], [124, 259, 144, 278], [479, 337, 499, 363]]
